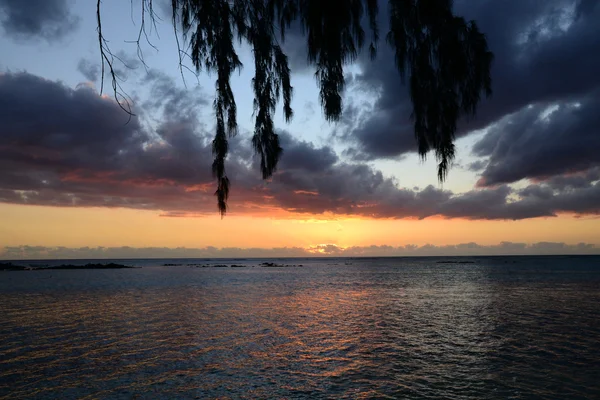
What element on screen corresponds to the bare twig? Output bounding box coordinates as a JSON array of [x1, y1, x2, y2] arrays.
[[97, 0, 134, 120], [172, 3, 190, 88], [124, 0, 160, 73], [98, 0, 200, 116]]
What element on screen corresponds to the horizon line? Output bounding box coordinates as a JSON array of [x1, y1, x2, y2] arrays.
[[3, 253, 600, 261]]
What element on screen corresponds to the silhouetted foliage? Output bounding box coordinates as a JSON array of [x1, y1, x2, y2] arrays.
[[97, 0, 493, 216]]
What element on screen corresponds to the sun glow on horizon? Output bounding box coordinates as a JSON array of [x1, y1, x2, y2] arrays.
[[1, 204, 599, 254]]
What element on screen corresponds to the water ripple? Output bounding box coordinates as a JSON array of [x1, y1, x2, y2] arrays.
[[1, 257, 599, 399]]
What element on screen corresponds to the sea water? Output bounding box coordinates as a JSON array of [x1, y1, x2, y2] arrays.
[[1, 256, 599, 399]]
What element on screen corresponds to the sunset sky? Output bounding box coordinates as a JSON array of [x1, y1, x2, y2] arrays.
[[1, 0, 599, 258]]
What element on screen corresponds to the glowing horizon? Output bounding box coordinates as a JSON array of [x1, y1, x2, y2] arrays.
[[1, 204, 598, 259]]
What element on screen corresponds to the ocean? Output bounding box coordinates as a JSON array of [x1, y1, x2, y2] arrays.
[[1, 256, 599, 399]]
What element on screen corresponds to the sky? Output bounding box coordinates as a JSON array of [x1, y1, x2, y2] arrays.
[[1, 0, 599, 259]]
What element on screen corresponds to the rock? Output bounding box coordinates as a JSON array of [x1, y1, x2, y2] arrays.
[[1, 262, 135, 271], [0, 263, 29, 271]]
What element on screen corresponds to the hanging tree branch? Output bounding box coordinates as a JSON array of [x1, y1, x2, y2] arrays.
[[97, 0, 493, 216], [96, 0, 135, 119]]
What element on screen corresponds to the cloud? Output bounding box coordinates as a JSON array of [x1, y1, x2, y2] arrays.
[[0, 245, 309, 260], [473, 95, 600, 186], [467, 160, 487, 172], [269, 146, 600, 219], [341, 0, 600, 170], [78, 52, 142, 86], [0, 0, 79, 41], [0, 71, 227, 214], [278, 134, 338, 172], [77, 59, 100, 82], [1, 71, 600, 220], [544, 167, 600, 190], [1, 242, 597, 260]]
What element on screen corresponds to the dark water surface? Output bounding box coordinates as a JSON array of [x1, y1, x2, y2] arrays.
[[1, 256, 599, 399]]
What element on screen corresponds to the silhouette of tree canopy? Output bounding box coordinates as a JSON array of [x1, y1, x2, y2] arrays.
[[97, 0, 493, 216]]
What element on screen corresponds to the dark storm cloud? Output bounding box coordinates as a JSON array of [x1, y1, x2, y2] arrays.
[[519, 181, 600, 215], [545, 167, 600, 190], [344, 0, 600, 180], [473, 95, 600, 186], [2, 71, 600, 220], [0, 71, 238, 213], [467, 160, 487, 172], [269, 140, 600, 219], [343, 98, 416, 159], [278, 134, 338, 172], [0, 0, 78, 40]]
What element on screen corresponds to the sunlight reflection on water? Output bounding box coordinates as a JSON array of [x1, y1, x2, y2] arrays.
[[1, 257, 599, 399]]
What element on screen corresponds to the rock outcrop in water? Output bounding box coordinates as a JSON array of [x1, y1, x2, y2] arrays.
[[47, 263, 135, 270], [185, 262, 303, 268], [188, 264, 248, 268], [436, 260, 476, 264], [1, 261, 308, 271], [0, 262, 134, 271], [0, 263, 31, 271], [260, 262, 303, 268]]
